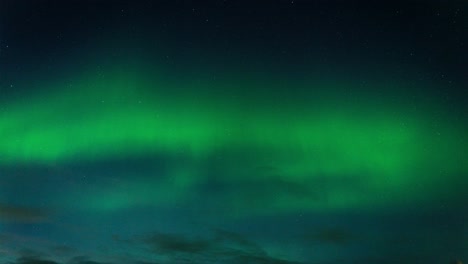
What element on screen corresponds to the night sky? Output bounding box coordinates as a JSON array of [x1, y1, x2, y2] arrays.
[[0, 1, 467, 263]]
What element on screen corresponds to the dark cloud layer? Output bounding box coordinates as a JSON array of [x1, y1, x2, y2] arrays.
[[139, 230, 302, 264], [305, 228, 355, 245], [6, 256, 110, 264], [9, 257, 58, 264], [144, 232, 211, 254], [0, 204, 48, 223], [4, 232, 304, 264], [68, 256, 109, 264]]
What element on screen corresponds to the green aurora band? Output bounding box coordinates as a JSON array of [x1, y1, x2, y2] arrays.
[[1, 68, 466, 214]]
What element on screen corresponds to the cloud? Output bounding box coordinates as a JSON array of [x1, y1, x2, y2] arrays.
[[9, 256, 59, 264], [50, 246, 75, 256], [143, 232, 211, 254], [67, 256, 110, 264], [212, 229, 266, 255], [137, 229, 303, 264], [6, 255, 113, 264], [192, 161, 372, 217], [304, 227, 355, 245], [0, 203, 48, 223], [225, 254, 304, 264]]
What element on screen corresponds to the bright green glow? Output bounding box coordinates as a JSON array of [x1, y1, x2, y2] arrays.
[[1, 71, 467, 213], [0, 73, 418, 167]]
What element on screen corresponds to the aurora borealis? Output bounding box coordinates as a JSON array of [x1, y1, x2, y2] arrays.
[[1, 1, 467, 263]]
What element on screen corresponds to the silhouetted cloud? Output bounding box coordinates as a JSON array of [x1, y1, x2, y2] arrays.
[[10, 256, 59, 264], [193, 154, 374, 216], [213, 229, 266, 255], [50, 245, 75, 256], [144, 232, 211, 254], [226, 254, 304, 264], [68, 256, 110, 264], [138, 229, 304, 264], [306, 227, 355, 245], [2, 248, 116, 264], [0, 204, 48, 223]]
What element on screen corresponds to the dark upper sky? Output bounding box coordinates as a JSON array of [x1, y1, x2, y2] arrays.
[[0, 1, 467, 264], [1, 1, 467, 82]]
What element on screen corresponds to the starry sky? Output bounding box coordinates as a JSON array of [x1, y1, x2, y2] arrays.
[[0, 1, 467, 263]]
